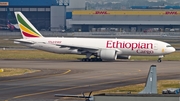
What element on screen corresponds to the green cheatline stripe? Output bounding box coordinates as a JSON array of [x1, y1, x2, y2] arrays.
[[17, 14, 40, 36]]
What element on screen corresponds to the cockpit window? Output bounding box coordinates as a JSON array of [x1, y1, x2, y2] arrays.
[[166, 45, 172, 47]]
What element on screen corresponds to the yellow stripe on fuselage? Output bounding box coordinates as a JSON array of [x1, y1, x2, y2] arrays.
[[19, 24, 39, 37]]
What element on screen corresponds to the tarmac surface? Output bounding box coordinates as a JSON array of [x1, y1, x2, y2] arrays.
[[0, 60, 179, 101]]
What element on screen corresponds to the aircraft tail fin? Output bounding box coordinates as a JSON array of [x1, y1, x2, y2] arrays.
[[14, 12, 43, 39], [138, 65, 157, 94]]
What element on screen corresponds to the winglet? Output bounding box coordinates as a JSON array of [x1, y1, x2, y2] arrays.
[[139, 65, 157, 94], [14, 12, 43, 39]]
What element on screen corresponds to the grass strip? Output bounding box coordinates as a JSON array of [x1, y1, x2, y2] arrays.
[[0, 50, 85, 60], [0, 50, 179, 61], [93, 80, 180, 94]]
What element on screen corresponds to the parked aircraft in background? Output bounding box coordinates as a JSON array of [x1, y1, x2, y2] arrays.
[[0, 8, 19, 31], [14, 12, 175, 62], [7, 20, 20, 31], [7, 8, 19, 31]]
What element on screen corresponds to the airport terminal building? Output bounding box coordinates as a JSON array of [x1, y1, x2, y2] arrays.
[[0, 0, 85, 31], [70, 10, 180, 32], [0, 0, 180, 32]]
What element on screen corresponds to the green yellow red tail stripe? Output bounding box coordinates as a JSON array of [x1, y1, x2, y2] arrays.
[[15, 12, 43, 38]]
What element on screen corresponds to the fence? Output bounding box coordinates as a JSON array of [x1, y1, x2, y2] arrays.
[[0, 31, 180, 38]]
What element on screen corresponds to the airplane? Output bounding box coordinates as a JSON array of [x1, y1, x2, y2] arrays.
[[7, 20, 20, 31], [55, 91, 93, 101], [0, 8, 19, 31], [14, 12, 176, 62], [7, 8, 20, 31]]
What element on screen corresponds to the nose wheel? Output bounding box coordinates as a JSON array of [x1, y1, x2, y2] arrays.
[[157, 58, 162, 63], [157, 55, 164, 63]]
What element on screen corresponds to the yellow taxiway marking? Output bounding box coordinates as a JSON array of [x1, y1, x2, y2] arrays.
[[3, 67, 178, 101], [0, 69, 71, 83], [62, 70, 71, 75], [0, 67, 173, 91], [11, 73, 179, 99], [3, 69, 71, 101], [0, 71, 123, 91], [0, 70, 71, 91], [0, 70, 140, 91], [4, 72, 179, 101]]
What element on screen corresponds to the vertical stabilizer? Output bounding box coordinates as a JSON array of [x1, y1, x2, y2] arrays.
[[14, 12, 43, 39], [139, 65, 157, 94]]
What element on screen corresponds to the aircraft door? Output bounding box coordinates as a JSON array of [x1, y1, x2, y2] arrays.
[[154, 43, 158, 50]]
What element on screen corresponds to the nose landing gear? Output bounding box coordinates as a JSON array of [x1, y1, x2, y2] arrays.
[[157, 55, 164, 63], [157, 58, 162, 63]]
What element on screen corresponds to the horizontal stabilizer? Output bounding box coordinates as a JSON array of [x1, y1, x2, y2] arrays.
[[14, 39, 34, 44]]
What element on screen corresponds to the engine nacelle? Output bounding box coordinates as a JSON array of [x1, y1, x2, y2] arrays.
[[99, 49, 117, 60], [117, 55, 131, 59]]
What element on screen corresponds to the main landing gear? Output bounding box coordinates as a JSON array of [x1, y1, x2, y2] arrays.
[[157, 55, 164, 63], [81, 53, 102, 62], [81, 58, 102, 62], [157, 58, 162, 63]]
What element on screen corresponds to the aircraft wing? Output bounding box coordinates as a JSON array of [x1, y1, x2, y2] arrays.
[[56, 44, 99, 51], [54, 94, 90, 98]]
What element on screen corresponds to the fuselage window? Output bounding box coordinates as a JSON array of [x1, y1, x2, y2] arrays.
[[166, 45, 172, 47]]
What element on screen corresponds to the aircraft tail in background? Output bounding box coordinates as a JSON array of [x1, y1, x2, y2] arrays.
[[139, 65, 157, 94], [7, 8, 19, 31]]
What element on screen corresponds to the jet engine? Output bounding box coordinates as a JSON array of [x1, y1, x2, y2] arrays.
[[117, 55, 131, 59], [99, 49, 118, 60]]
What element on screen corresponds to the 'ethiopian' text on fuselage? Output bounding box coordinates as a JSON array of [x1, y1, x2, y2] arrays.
[[106, 40, 153, 50]]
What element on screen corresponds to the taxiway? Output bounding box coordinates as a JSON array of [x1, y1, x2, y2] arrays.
[[0, 60, 179, 101]]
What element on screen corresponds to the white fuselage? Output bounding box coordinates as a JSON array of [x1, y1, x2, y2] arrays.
[[16, 37, 176, 56]]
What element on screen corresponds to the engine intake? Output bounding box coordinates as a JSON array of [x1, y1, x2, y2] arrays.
[[99, 49, 117, 60], [117, 55, 131, 59]]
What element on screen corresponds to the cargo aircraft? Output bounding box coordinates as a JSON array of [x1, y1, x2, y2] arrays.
[[14, 12, 175, 62]]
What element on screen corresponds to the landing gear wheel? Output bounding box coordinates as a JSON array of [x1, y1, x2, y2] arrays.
[[81, 58, 85, 62], [97, 58, 102, 62], [157, 58, 162, 63], [85, 58, 90, 62], [91, 58, 95, 62], [81, 58, 102, 62]]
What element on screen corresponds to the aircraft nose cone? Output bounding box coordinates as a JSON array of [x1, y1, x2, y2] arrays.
[[172, 47, 176, 52], [169, 47, 176, 53], [166, 47, 176, 54]]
